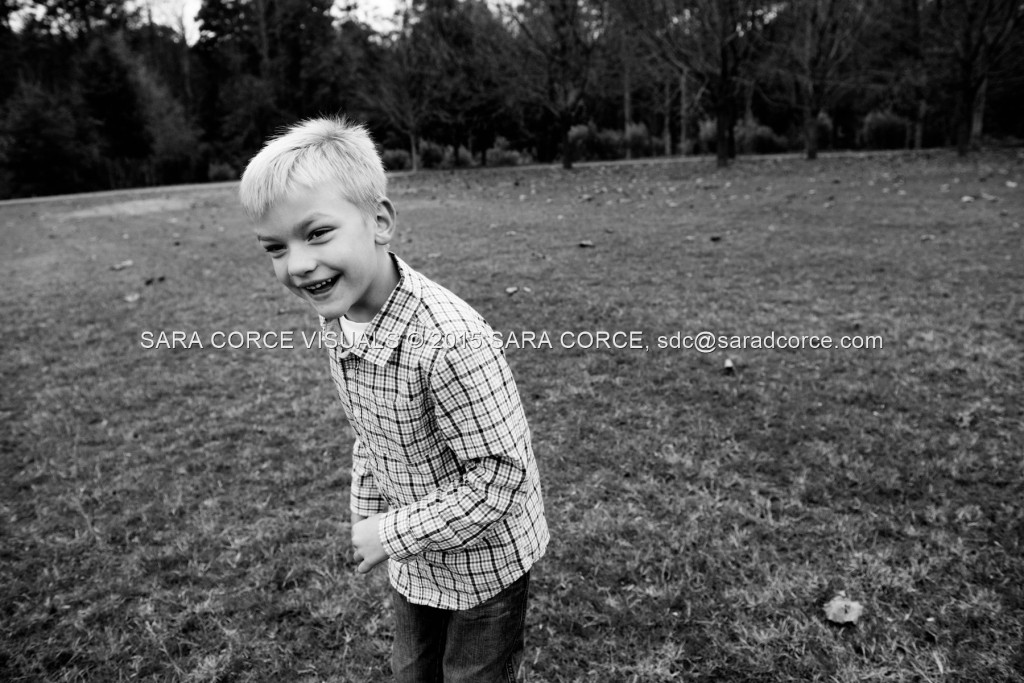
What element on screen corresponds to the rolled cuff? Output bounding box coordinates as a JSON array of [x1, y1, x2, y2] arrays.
[[380, 507, 420, 562], [350, 479, 388, 517]]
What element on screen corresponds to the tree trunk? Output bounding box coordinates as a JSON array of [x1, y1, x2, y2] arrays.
[[172, 11, 193, 110], [909, 0, 924, 149], [913, 98, 926, 150], [719, 9, 735, 164], [253, 0, 271, 79], [744, 79, 754, 124], [623, 46, 632, 160], [726, 97, 737, 160], [679, 69, 688, 155], [804, 98, 819, 160], [716, 103, 729, 168], [971, 76, 986, 142], [562, 123, 574, 170], [956, 78, 974, 157], [663, 78, 672, 156], [409, 132, 419, 172]]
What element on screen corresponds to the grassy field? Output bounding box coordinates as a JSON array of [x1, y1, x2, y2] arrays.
[[1, 150, 1022, 682]]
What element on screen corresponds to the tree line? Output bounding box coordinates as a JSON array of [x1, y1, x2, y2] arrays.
[[1, 0, 1021, 198]]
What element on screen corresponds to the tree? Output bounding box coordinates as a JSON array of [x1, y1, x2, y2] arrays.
[[595, 13, 664, 158], [196, 0, 365, 165], [1, 81, 99, 196], [30, 0, 132, 39], [134, 62, 201, 184], [266, 0, 339, 117], [512, 0, 603, 169], [615, 0, 770, 167], [0, 0, 20, 104], [78, 34, 153, 186], [871, 0, 929, 149], [368, 11, 441, 171], [930, 0, 1023, 155], [777, 0, 873, 159], [414, 0, 517, 164]]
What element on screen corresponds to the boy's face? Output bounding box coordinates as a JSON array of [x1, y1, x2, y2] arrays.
[[254, 184, 398, 322]]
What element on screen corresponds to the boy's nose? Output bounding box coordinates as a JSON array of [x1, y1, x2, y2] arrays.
[[287, 247, 317, 278]]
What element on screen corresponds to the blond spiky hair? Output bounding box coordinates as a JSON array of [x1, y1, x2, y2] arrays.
[[239, 117, 386, 222]]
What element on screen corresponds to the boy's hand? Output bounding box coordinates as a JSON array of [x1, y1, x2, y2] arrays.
[[352, 514, 388, 574]]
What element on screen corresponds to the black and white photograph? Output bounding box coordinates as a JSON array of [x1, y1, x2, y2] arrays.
[[1, 0, 1022, 680]]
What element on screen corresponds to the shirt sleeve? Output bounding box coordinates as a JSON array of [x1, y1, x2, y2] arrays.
[[350, 436, 388, 517], [379, 341, 527, 561]]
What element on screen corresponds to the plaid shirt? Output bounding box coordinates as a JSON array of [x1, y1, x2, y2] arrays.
[[321, 254, 549, 609]]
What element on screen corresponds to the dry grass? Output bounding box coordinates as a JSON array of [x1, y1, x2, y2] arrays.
[[2, 150, 1022, 681]]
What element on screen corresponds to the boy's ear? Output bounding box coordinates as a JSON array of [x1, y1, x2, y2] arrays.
[[373, 198, 397, 245]]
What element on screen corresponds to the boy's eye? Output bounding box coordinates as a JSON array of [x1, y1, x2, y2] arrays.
[[263, 243, 284, 254], [309, 227, 331, 240]]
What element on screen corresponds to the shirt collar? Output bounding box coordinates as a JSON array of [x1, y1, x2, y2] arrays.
[[320, 252, 420, 367]]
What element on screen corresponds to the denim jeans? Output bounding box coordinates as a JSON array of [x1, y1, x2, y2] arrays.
[[391, 572, 530, 682]]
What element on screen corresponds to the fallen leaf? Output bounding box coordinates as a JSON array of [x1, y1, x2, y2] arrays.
[[953, 408, 977, 429], [124, 292, 141, 303], [824, 594, 864, 624], [578, 240, 594, 248], [111, 260, 134, 271], [505, 286, 519, 295], [961, 195, 974, 203]]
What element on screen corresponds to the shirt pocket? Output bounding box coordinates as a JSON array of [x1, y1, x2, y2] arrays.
[[376, 386, 439, 470]]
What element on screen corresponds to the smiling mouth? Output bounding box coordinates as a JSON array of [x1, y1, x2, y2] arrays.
[[302, 275, 340, 295]]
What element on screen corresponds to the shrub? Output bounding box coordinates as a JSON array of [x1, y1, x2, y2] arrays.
[[568, 124, 626, 161], [487, 149, 522, 166], [568, 124, 591, 159], [450, 145, 474, 168], [381, 148, 410, 171], [485, 136, 522, 166], [418, 140, 445, 169], [698, 119, 717, 154], [649, 135, 668, 157], [862, 111, 909, 150], [735, 118, 787, 155], [568, 124, 590, 145], [594, 128, 625, 160], [207, 161, 237, 182], [815, 112, 834, 150], [626, 122, 650, 157]]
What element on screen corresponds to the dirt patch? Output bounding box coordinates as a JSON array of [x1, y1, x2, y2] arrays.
[[51, 197, 192, 220]]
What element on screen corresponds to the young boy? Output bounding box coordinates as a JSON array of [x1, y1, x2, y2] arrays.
[[239, 117, 549, 682]]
